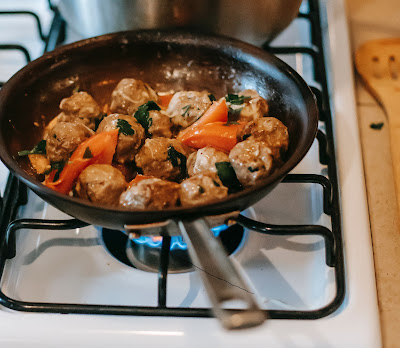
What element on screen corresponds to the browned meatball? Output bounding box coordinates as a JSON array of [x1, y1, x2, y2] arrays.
[[119, 178, 180, 209], [166, 91, 212, 128], [135, 138, 189, 181], [187, 146, 230, 177], [239, 117, 289, 161], [57, 91, 102, 130], [46, 122, 94, 163], [110, 78, 158, 115], [227, 89, 269, 122], [75, 164, 127, 206], [96, 114, 145, 163], [229, 138, 275, 187], [180, 172, 228, 206], [148, 110, 173, 138]]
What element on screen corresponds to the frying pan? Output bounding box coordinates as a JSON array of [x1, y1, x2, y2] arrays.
[[0, 30, 318, 329]]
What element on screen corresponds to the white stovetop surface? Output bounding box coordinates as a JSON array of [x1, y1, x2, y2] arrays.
[[0, 0, 381, 347]]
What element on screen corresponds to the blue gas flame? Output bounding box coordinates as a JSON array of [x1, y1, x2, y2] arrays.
[[132, 225, 228, 250]]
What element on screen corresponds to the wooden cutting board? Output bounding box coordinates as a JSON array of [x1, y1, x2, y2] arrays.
[[355, 38, 400, 348], [355, 38, 400, 211]]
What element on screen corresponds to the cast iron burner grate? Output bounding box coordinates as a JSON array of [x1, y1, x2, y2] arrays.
[[0, 0, 345, 320]]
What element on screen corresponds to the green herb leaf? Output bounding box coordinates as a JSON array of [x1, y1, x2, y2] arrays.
[[83, 147, 93, 159], [134, 101, 160, 131], [242, 133, 251, 140], [225, 94, 250, 105], [223, 121, 240, 126], [117, 119, 135, 136], [94, 113, 107, 131], [208, 94, 216, 102], [181, 104, 192, 117], [370, 122, 384, 130], [49, 161, 65, 182], [215, 162, 242, 193], [228, 106, 243, 121], [18, 140, 47, 157], [167, 145, 187, 180]]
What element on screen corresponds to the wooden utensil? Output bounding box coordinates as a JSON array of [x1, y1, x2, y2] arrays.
[[355, 38, 400, 210]]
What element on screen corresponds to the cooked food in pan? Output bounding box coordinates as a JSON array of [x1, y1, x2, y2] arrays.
[[18, 78, 289, 209]]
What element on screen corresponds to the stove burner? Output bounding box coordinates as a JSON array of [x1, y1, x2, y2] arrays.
[[100, 224, 245, 273]]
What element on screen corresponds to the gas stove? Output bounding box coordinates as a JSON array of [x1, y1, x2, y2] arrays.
[[0, 0, 381, 347]]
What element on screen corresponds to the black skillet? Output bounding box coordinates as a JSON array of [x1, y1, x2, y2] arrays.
[[0, 30, 318, 330]]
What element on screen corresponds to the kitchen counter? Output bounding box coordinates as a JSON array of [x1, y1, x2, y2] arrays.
[[345, 1, 400, 347]]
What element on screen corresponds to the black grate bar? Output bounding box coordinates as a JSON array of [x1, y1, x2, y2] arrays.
[[158, 236, 171, 307], [282, 173, 332, 215], [236, 214, 335, 267], [0, 11, 47, 41], [316, 129, 330, 165], [264, 45, 323, 85], [0, 176, 24, 249], [0, 290, 341, 320], [310, 87, 326, 122], [0, 44, 30, 63], [2, 218, 89, 260]]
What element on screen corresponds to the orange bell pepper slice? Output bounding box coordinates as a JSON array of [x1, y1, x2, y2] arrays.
[[157, 93, 174, 109], [44, 130, 119, 194], [181, 121, 246, 152], [127, 174, 155, 188], [177, 99, 228, 142]]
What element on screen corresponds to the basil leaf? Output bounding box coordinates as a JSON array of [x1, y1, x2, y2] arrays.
[[208, 94, 216, 102], [94, 113, 107, 131], [50, 161, 65, 182], [18, 140, 47, 157], [223, 121, 240, 126], [134, 101, 160, 131], [215, 161, 242, 193], [225, 94, 250, 105], [83, 147, 93, 159], [181, 104, 191, 116], [370, 122, 384, 130], [228, 106, 243, 121], [167, 145, 187, 180], [117, 119, 135, 136]]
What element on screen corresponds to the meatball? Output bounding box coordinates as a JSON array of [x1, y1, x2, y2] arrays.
[[239, 117, 289, 161], [187, 146, 230, 177], [166, 91, 212, 128], [57, 91, 102, 130], [180, 172, 228, 206], [227, 89, 269, 122], [110, 78, 158, 115], [148, 110, 173, 138], [135, 138, 189, 181], [75, 164, 127, 206], [96, 114, 145, 163], [46, 122, 94, 163], [119, 178, 180, 209], [229, 138, 275, 187]]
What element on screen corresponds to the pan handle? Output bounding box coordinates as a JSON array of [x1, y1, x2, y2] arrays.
[[178, 218, 267, 330]]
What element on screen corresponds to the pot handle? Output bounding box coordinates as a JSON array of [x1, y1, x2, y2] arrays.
[[178, 218, 267, 330]]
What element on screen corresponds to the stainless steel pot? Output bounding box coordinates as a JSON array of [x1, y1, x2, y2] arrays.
[[57, 0, 302, 45]]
